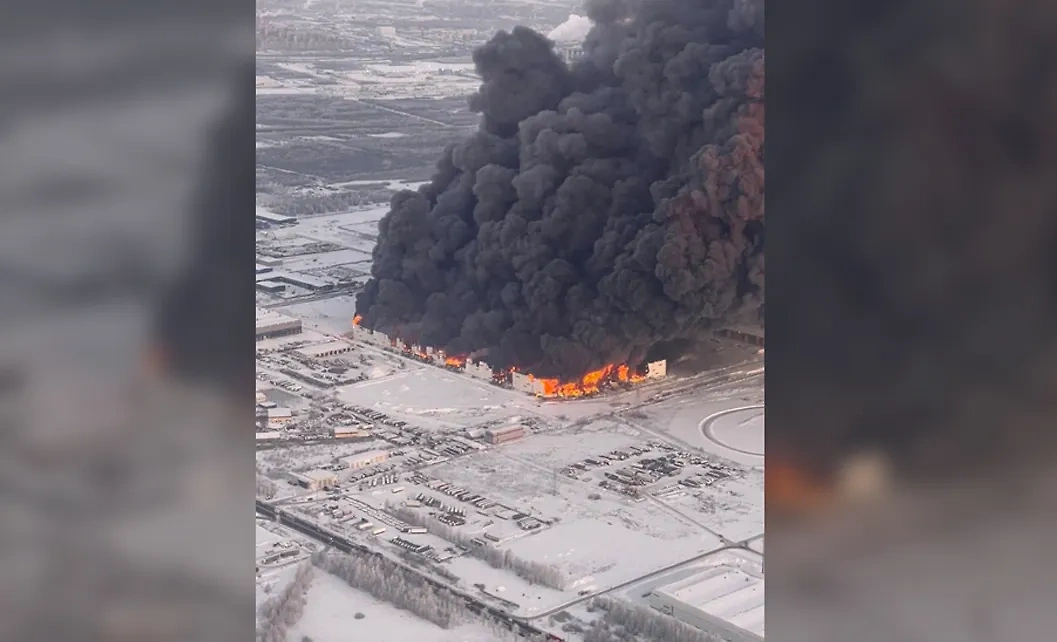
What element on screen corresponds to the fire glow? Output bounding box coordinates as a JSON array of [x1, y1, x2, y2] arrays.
[[352, 314, 363, 326], [529, 363, 648, 399], [444, 355, 466, 368]]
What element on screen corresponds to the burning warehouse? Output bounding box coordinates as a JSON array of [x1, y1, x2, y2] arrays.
[[351, 315, 665, 398]]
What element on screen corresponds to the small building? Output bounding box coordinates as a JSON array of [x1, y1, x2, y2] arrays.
[[256, 431, 281, 442], [340, 449, 388, 470], [485, 425, 525, 445], [267, 407, 293, 424], [295, 469, 339, 490], [256, 264, 273, 274]]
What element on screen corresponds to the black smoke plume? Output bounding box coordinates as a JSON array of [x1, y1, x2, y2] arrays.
[[357, 0, 764, 377]]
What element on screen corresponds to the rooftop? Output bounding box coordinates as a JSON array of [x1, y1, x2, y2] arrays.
[[299, 469, 337, 482], [655, 563, 765, 637], [296, 340, 352, 357], [255, 308, 300, 330]]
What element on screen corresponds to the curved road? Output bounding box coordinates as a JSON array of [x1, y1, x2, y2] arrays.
[[700, 405, 765, 456]]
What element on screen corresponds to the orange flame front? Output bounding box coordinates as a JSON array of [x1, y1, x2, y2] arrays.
[[352, 314, 363, 326], [533, 363, 648, 398], [444, 355, 466, 368]]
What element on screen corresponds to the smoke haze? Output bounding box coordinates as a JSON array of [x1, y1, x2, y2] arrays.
[[357, 0, 764, 377]]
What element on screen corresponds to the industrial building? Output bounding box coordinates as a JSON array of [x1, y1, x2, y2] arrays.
[[256, 208, 297, 226], [296, 341, 353, 359], [256, 431, 281, 442], [274, 272, 335, 292], [265, 407, 293, 424], [485, 424, 526, 445], [256, 308, 302, 341], [294, 469, 338, 490], [715, 326, 765, 347], [648, 556, 764, 642], [256, 280, 287, 293], [333, 426, 370, 439], [340, 450, 388, 470]]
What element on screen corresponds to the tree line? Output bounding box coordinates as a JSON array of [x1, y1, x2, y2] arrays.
[[313, 549, 553, 641], [585, 596, 723, 642], [257, 563, 315, 642], [386, 503, 568, 590]]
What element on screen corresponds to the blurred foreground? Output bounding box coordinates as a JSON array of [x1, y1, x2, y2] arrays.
[[0, 8, 253, 642]]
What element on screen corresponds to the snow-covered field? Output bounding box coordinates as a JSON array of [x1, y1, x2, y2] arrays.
[[288, 572, 500, 642], [337, 366, 538, 430], [258, 59, 481, 100]]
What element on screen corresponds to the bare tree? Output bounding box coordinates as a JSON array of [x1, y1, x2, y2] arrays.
[[257, 475, 278, 499], [312, 550, 466, 629], [386, 503, 567, 590], [256, 563, 315, 642]]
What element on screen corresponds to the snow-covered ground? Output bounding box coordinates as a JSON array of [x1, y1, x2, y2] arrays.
[[631, 379, 765, 468], [337, 365, 539, 430], [258, 59, 481, 100], [424, 448, 726, 603], [289, 571, 501, 642]]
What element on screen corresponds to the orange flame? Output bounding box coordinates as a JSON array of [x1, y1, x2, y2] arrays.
[[444, 355, 466, 368], [352, 315, 363, 326], [533, 363, 648, 398]]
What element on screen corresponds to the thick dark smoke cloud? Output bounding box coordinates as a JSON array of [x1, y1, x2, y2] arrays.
[[357, 0, 764, 377]]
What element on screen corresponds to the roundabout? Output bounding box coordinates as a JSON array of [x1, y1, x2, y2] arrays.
[[700, 405, 765, 457]]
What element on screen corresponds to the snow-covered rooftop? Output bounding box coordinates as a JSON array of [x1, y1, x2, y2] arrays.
[[655, 565, 765, 637]]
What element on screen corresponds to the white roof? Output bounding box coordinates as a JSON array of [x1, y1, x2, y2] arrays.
[[655, 565, 765, 637], [267, 407, 292, 418], [300, 469, 337, 482], [548, 14, 592, 43], [256, 308, 300, 330], [256, 431, 281, 440], [256, 207, 296, 223]]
